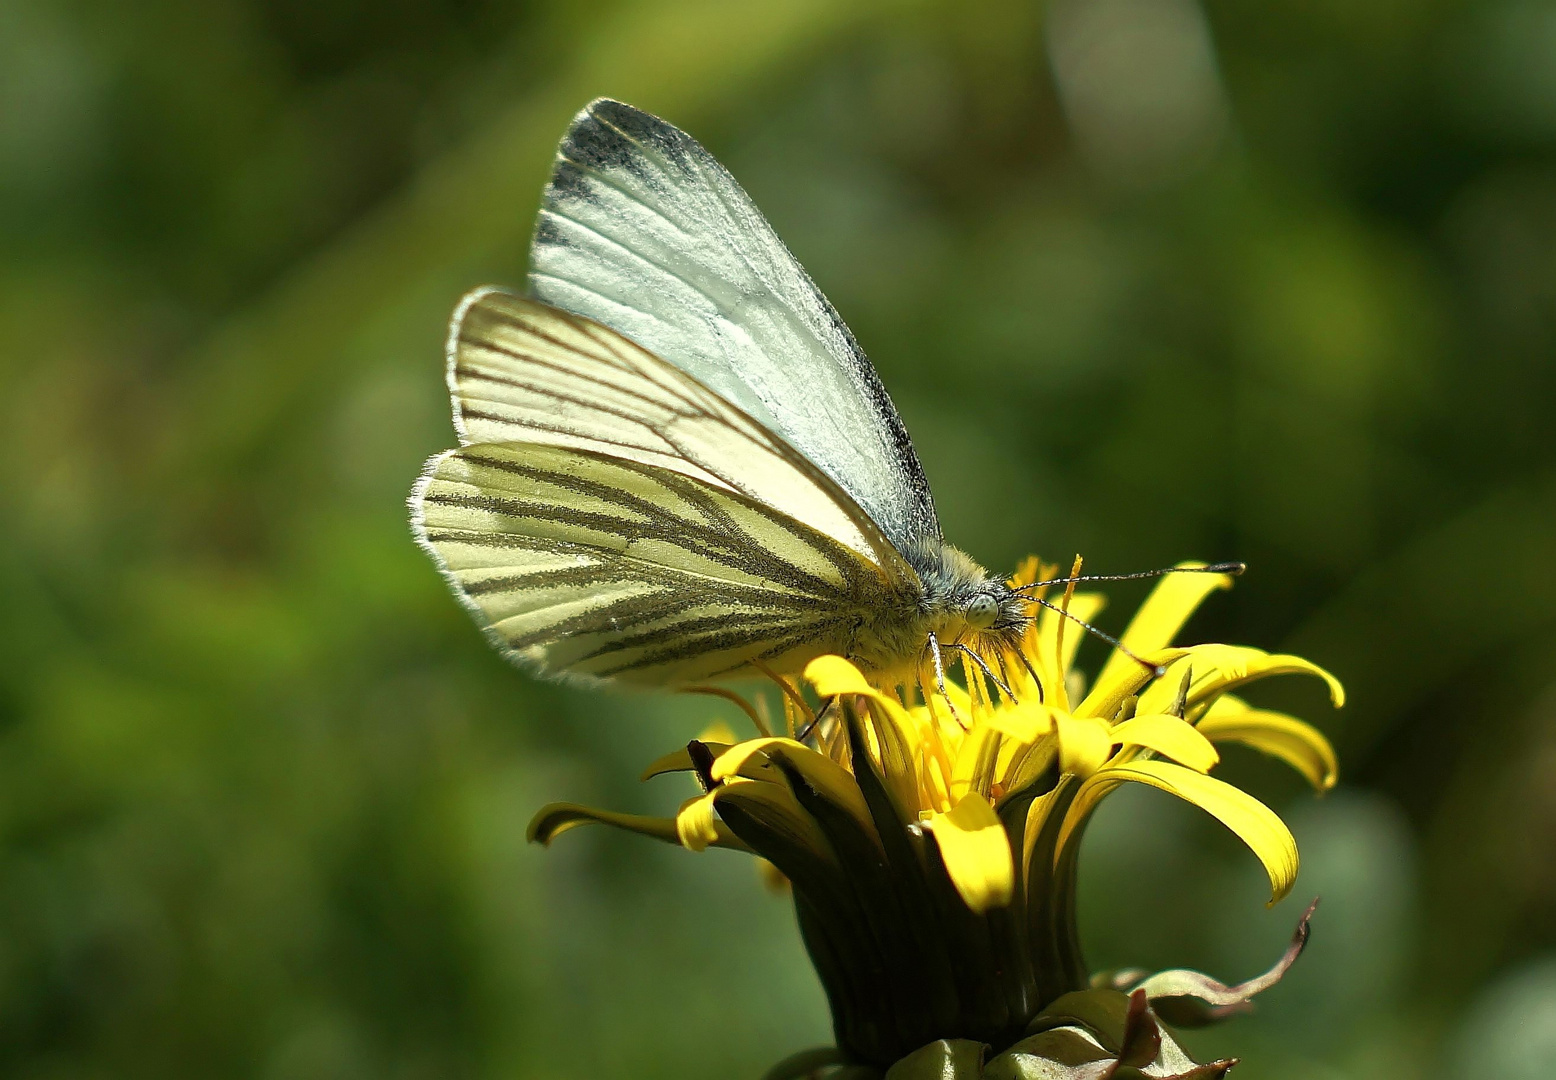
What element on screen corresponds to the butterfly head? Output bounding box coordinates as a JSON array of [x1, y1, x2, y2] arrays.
[[964, 592, 1001, 630], [908, 541, 1030, 645], [956, 579, 1029, 638]]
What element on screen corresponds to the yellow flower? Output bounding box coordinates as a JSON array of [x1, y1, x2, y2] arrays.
[[528, 558, 1341, 1068]]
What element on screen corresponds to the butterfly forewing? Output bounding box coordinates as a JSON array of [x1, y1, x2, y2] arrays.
[[414, 443, 892, 685], [528, 98, 942, 557], [447, 287, 910, 579]]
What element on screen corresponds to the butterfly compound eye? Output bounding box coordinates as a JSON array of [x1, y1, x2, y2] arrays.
[[965, 594, 999, 630]]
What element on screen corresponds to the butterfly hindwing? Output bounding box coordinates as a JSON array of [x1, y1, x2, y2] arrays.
[[528, 98, 942, 558], [413, 442, 889, 685]]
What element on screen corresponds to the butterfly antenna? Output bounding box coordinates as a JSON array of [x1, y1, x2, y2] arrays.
[[1015, 561, 1245, 594], [1026, 593, 1167, 677]]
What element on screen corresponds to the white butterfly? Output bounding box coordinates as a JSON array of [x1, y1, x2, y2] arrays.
[[410, 99, 1030, 688]]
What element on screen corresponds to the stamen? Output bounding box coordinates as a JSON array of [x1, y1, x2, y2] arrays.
[[1052, 555, 1084, 702], [960, 652, 984, 717], [995, 653, 1017, 705], [748, 657, 813, 732], [682, 685, 772, 738]]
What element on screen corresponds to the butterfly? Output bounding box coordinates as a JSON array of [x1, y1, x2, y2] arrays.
[[409, 98, 1035, 691]]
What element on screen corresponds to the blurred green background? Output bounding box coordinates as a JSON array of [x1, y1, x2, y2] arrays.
[[4, 0, 1556, 1076]]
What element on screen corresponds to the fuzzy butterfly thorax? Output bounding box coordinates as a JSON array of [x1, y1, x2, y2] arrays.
[[843, 541, 1029, 683], [904, 541, 1028, 637]]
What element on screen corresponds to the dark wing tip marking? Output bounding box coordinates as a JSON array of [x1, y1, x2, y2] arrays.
[[559, 115, 638, 173], [583, 99, 692, 164], [555, 99, 693, 192]]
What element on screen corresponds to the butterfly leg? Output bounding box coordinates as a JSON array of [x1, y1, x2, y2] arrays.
[[926, 632, 965, 728], [945, 643, 1017, 703], [796, 696, 837, 745]]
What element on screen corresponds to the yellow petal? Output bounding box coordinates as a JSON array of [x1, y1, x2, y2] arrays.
[[639, 741, 733, 781], [1057, 714, 1113, 777], [1067, 761, 1299, 904], [1090, 564, 1235, 703], [924, 677, 975, 737], [1141, 645, 1345, 714], [986, 701, 1058, 744], [1020, 777, 1073, 882], [1234, 650, 1345, 708], [1198, 695, 1338, 791], [804, 654, 875, 696], [711, 737, 875, 831], [710, 775, 838, 870], [1134, 655, 1198, 717], [854, 697, 923, 816], [527, 801, 748, 851], [1000, 739, 1059, 803], [755, 858, 790, 894], [803, 655, 920, 756], [1111, 713, 1220, 773], [951, 725, 1003, 802], [674, 775, 842, 868], [710, 736, 812, 781], [1074, 647, 1190, 723], [922, 792, 1015, 913], [676, 791, 722, 852]]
